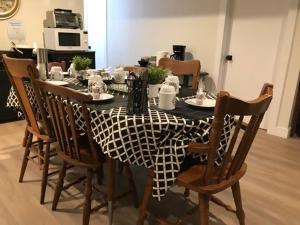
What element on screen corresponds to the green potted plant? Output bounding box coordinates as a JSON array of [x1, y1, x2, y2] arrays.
[[71, 56, 92, 78], [146, 65, 167, 98]]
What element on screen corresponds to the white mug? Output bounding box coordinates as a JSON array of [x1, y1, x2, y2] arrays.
[[50, 66, 64, 80]]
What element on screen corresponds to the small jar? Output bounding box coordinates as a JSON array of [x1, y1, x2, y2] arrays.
[[196, 88, 205, 105], [92, 85, 101, 100]]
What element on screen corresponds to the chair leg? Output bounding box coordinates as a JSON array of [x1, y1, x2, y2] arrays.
[[40, 142, 50, 204], [52, 161, 67, 210], [199, 193, 209, 225], [118, 161, 124, 175], [184, 188, 190, 198], [124, 163, 139, 208], [96, 164, 104, 185], [38, 139, 44, 166], [22, 128, 29, 147], [19, 133, 33, 182], [231, 182, 245, 225], [137, 170, 154, 225], [108, 158, 116, 225], [83, 168, 93, 225]]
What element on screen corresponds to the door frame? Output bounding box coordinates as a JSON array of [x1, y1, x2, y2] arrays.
[[213, 0, 299, 137]]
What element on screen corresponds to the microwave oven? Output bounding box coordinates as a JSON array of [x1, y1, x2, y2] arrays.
[[44, 28, 89, 51]]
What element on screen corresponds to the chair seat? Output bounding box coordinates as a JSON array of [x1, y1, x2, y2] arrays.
[[177, 164, 206, 184], [56, 135, 103, 168], [176, 163, 247, 194]]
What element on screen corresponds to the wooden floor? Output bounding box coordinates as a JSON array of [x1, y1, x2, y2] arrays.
[[0, 120, 300, 225]]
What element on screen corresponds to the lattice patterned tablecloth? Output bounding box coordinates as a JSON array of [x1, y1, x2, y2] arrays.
[[6, 78, 234, 200]]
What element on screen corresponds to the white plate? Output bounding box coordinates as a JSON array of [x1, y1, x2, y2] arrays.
[[48, 72, 69, 76], [185, 98, 216, 108], [46, 80, 69, 86], [92, 93, 114, 101]]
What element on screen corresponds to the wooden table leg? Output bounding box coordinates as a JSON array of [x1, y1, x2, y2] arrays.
[[108, 158, 116, 225], [137, 169, 154, 225]]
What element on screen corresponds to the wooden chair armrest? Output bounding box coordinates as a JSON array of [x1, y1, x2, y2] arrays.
[[187, 142, 211, 154]]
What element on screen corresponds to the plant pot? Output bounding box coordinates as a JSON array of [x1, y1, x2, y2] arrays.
[[148, 84, 161, 98]]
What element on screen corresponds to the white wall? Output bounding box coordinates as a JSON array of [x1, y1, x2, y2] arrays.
[[107, 0, 221, 74], [84, 0, 107, 68], [0, 0, 83, 50]]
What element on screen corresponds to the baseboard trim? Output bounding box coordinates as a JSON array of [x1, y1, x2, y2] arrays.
[[267, 126, 291, 138]]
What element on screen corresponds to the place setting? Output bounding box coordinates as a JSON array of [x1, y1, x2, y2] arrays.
[[151, 71, 216, 120]]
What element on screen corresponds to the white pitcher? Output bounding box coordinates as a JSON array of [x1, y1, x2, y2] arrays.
[[67, 63, 77, 77], [158, 84, 176, 110]]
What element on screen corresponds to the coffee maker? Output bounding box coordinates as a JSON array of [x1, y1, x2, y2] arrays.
[[170, 45, 186, 61]]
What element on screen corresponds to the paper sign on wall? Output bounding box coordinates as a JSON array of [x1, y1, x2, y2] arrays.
[[7, 19, 26, 43]]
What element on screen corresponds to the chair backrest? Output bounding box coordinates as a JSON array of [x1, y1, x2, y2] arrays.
[[200, 83, 273, 185], [27, 64, 54, 138], [3, 54, 41, 134], [158, 57, 201, 90], [34, 79, 99, 163], [48, 61, 66, 72], [123, 66, 144, 72]]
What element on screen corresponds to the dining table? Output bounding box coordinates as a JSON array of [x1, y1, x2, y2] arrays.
[[6, 77, 234, 201]]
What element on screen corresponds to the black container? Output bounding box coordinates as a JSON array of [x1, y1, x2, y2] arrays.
[[11, 47, 34, 58], [171, 45, 186, 61], [126, 71, 148, 115]]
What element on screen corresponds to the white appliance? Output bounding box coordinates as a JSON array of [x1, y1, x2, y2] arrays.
[[43, 28, 88, 51], [44, 9, 83, 29]]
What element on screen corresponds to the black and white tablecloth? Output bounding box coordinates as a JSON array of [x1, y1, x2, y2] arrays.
[[6, 78, 234, 201]]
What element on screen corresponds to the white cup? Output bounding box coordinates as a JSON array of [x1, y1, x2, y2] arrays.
[[50, 66, 64, 80]]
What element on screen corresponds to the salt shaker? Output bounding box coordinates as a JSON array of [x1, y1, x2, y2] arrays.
[[196, 88, 205, 105], [88, 73, 99, 93], [92, 85, 101, 100]]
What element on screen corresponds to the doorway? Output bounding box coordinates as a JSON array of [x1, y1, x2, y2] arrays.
[[219, 0, 291, 129]]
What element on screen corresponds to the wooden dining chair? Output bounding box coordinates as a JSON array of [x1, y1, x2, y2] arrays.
[[2, 55, 55, 204], [34, 80, 139, 225], [158, 57, 201, 90], [137, 83, 273, 225], [48, 61, 66, 71]]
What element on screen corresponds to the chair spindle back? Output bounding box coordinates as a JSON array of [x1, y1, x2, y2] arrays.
[[3, 55, 41, 134], [203, 84, 273, 185], [34, 80, 99, 163], [158, 57, 201, 90]]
